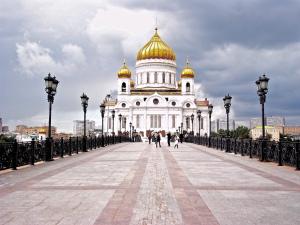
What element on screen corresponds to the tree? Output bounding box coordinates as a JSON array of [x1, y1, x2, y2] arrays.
[[232, 126, 250, 139], [0, 134, 15, 143]]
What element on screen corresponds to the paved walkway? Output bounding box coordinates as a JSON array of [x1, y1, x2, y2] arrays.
[[1, 142, 300, 225]]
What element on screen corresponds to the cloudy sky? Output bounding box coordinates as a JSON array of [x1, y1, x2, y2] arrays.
[[1, 0, 300, 133]]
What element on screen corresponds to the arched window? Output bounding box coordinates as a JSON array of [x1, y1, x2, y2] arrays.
[[162, 72, 165, 83], [186, 82, 191, 92], [147, 72, 150, 83], [121, 82, 126, 92], [154, 72, 158, 83]]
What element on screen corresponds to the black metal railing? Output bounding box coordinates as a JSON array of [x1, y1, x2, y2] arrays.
[[184, 135, 300, 170], [0, 135, 130, 170]]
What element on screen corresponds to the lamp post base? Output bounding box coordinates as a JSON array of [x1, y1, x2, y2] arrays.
[[225, 138, 231, 153], [45, 137, 53, 161], [101, 135, 105, 147], [82, 136, 87, 152]]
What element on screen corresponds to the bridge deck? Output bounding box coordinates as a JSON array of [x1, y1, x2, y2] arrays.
[[0, 142, 300, 225]]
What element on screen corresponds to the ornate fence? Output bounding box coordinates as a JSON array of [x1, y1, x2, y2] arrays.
[[0, 135, 130, 171], [184, 135, 300, 169]]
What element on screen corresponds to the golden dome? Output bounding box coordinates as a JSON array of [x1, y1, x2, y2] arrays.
[[118, 62, 131, 78], [137, 28, 176, 61], [181, 60, 195, 78], [130, 80, 135, 88], [178, 79, 182, 87]]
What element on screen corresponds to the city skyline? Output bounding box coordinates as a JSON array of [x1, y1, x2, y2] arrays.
[[1, 0, 300, 132]]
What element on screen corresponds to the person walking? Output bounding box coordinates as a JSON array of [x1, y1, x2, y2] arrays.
[[156, 133, 161, 148], [148, 133, 151, 144], [179, 133, 183, 143], [167, 132, 171, 147], [174, 135, 179, 149]]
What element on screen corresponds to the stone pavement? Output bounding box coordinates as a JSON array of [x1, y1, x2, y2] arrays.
[[0, 142, 300, 225]]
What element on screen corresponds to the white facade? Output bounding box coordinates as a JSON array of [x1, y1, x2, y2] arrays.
[[102, 29, 210, 137], [73, 120, 96, 136]]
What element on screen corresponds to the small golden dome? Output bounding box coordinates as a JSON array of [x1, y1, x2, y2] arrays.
[[178, 80, 182, 87], [118, 62, 131, 78], [130, 80, 135, 88], [181, 60, 195, 78], [137, 28, 176, 61]]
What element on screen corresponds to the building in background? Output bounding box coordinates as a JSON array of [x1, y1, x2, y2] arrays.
[[2, 126, 9, 133], [250, 116, 285, 129], [211, 119, 235, 133], [73, 120, 95, 136], [0, 118, 2, 133], [235, 120, 250, 128], [250, 126, 281, 141], [52, 132, 73, 140], [15, 125, 56, 137]]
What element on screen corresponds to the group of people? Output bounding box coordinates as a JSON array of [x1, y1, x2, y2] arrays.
[[147, 132, 183, 148]]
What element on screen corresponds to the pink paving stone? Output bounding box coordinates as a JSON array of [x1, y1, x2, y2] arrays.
[[1, 142, 300, 225]]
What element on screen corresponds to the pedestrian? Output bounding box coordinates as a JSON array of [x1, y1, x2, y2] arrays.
[[179, 133, 183, 143], [174, 135, 179, 149], [167, 132, 171, 147], [154, 133, 158, 148], [156, 132, 161, 148], [148, 133, 151, 144]]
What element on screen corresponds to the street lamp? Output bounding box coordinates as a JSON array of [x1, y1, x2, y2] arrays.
[[129, 122, 132, 142], [208, 104, 213, 147], [111, 109, 115, 143], [197, 110, 201, 144], [186, 117, 189, 133], [223, 94, 232, 152], [44, 73, 59, 161], [256, 74, 269, 161], [100, 103, 105, 147], [191, 114, 194, 135], [132, 126, 135, 142], [181, 122, 183, 134], [80, 93, 89, 152], [118, 114, 122, 134], [105, 94, 111, 133], [124, 117, 127, 132]]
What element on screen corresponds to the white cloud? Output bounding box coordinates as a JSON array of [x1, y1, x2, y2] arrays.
[[16, 41, 56, 76], [16, 41, 86, 77]]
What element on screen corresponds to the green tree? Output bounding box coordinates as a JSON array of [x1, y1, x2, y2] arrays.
[[0, 134, 15, 143], [232, 126, 250, 139]]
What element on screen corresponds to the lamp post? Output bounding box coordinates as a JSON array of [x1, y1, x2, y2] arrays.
[[132, 126, 135, 142], [181, 122, 183, 134], [223, 94, 232, 153], [129, 122, 132, 142], [44, 73, 59, 161], [100, 103, 105, 147], [256, 74, 269, 161], [191, 114, 194, 135], [178, 126, 181, 134], [186, 117, 189, 133], [80, 93, 89, 152], [118, 114, 122, 134], [112, 109, 115, 143], [104, 94, 111, 134], [197, 110, 201, 144], [208, 104, 213, 147], [124, 117, 127, 132]]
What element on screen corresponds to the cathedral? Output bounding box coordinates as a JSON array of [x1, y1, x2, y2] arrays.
[[103, 28, 210, 137]]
